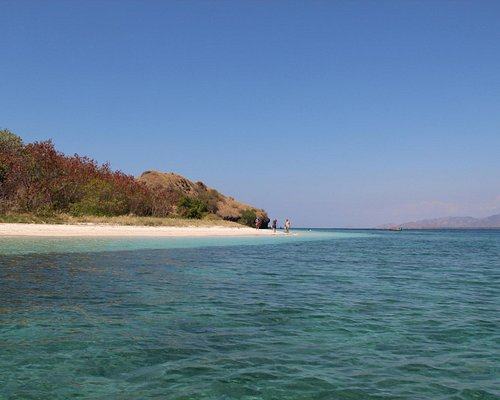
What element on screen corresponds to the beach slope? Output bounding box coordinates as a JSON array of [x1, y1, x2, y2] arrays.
[[0, 223, 279, 237]]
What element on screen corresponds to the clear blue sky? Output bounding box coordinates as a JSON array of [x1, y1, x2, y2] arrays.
[[1, 0, 499, 227]]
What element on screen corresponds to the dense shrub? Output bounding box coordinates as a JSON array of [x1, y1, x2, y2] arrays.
[[0, 129, 24, 153], [0, 130, 268, 224], [195, 188, 219, 214], [0, 130, 154, 217], [177, 196, 208, 219], [150, 187, 180, 217], [0, 130, 25, 207], [69, 179, 124, 216], [239, 209, 257, 227]]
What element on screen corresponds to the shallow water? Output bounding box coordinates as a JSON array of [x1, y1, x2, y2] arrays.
[[0, 230, 499, 399], [0, 229, 364, 255]]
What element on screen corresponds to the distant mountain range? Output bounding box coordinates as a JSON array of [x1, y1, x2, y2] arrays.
[[379, 213, 500, 229]]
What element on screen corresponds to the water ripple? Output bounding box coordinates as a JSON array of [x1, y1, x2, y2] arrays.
[[0, 230, 499, 399]]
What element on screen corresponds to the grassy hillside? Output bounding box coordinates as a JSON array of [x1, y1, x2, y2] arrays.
[[138, 170, 269, 227], [0, 129, 269, 227]]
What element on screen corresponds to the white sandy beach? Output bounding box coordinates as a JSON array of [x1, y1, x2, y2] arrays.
[[0, 223, 282, 237]]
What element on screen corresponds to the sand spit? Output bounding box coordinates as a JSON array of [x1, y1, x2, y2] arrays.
[[0, 223, 283, 238]]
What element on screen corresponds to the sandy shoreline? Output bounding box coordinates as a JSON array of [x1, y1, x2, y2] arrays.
[[0, 223, 282, 238]]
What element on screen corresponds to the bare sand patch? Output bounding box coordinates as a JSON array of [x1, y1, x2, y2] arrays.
[[0, 223, 282, 238]]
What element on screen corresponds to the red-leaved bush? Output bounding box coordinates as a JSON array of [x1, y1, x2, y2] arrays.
[[0, 130, 156, 216]]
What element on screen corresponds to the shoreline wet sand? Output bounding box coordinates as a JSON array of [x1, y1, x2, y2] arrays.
[[0, 223, 284, 238]]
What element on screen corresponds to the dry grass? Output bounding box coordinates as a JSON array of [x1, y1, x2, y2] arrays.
[[0, 213, 243, 227], [138, 170, 267, 221]]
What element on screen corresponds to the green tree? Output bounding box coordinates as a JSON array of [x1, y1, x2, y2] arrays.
[[177, 196, 208, 219], [0, 129, 24, 153], [69, 179, 127, 216], [239, 209, 257, 227], [0, 129, 24, 185]]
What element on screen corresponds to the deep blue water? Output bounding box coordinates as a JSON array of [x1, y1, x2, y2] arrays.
[[0, 230, 499, 399]]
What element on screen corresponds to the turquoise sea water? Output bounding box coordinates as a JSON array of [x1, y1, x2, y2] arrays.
[[0, 229, 499, 399]]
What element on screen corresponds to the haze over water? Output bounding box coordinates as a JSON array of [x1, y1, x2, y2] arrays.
[[1, 230, 499, 399]]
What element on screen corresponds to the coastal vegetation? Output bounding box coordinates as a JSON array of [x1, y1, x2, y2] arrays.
[[0, 129, 269, 227], [0, 212, 241, 227]]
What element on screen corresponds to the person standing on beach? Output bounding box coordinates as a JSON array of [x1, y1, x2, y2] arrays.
[[272, 219, 277, 233], [285, 219, 290, 234], [255, 216, 260, 230]]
